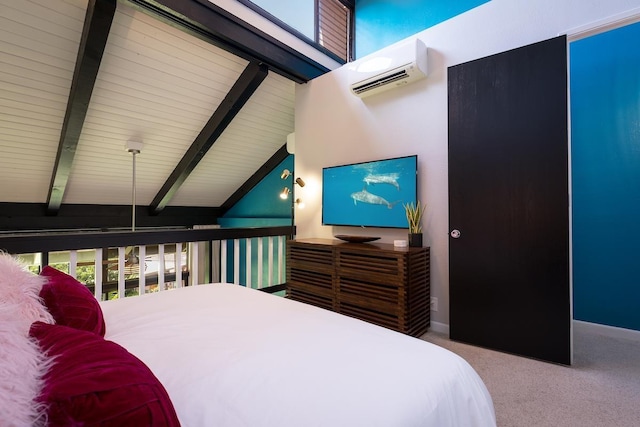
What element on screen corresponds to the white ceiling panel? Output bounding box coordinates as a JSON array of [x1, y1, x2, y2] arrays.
[[0, 0, 87, 203], [63, 3, 249, 205], [170, 72, 295, 206], [1, 0, 301, 212]]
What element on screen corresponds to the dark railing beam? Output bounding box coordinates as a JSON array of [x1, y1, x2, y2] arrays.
[[0, 226, 294, 255], [0, 203, 222, 232]]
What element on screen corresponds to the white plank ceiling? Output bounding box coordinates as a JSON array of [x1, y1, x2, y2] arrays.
[[0, 0, 295, 207]]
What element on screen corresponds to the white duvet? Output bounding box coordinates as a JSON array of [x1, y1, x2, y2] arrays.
[[100, 283, 495, 427]]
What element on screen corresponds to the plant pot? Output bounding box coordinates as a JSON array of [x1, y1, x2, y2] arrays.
[[408, 233, 423, 248]]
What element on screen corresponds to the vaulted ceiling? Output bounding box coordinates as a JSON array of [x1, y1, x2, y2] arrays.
[[0, 0, 334, 230]]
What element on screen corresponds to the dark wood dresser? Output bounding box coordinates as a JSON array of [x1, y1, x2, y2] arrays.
[[286, 238, 430, 337]]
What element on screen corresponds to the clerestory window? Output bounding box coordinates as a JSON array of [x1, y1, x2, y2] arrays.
[[238, 0, 354, 63]]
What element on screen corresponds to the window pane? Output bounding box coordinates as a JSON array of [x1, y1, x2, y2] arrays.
[[243, 0, 352, 62], [249, 0, 315, 39]]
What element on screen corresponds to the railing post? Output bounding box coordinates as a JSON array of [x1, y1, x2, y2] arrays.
[[190, 241, 199, 286], [245, 238, 252, 289], [176, 242, 182, 288], [117, 247, 126, 298], [278, 236, 285, 283], [211, 239, 220, 283], [257, 238, 264, 289], [158, 244, 165, 291], [138, 245, 146, 295], [233, 239, 240, 285], [69, 250, 77, 278], [94, 248, 103, 300], [268, 237, 274, 287], [101, 249, 109, 298], [221, 239, 227, 283]]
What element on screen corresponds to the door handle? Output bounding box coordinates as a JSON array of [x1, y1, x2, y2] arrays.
[[450, 229, 461, 238]]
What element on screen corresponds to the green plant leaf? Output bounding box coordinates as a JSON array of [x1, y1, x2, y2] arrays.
[[403, 201, 426, 233]]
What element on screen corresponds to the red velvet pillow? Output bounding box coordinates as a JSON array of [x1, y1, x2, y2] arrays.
[[39, 266, 106, 336], [30, 322, 181, 427]]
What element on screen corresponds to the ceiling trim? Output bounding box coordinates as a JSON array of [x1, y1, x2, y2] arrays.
[[149, 62, 269, 214], [46, 0, 117, 214], [219, 144, 290, 214], [126, 0, 330, 83]]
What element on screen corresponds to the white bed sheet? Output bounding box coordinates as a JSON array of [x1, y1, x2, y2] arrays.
[[100, 283, 495, 427]]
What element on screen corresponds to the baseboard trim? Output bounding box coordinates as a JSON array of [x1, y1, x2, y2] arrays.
[[574, 320, 640, 342], [427, 320, 640, 342], [429, 321, 450, 336]]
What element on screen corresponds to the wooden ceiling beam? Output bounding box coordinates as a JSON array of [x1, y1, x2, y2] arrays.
[[46, 0, 117, 214], [149, 62, 269, 214], [127, 0, 330, 83]]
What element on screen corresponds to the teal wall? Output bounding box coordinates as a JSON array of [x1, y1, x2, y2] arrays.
[[219, 155, 294, 287], [221, 154, 294, 222], [354, 0, 490, 58], [571, 22, 640, 331]]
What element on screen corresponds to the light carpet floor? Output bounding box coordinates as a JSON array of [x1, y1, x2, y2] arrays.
[[421, 328, 640, 427]]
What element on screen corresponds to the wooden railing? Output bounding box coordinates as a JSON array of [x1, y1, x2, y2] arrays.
[[0, 226, 294, 300]]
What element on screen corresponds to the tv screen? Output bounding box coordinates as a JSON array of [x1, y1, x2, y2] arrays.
[[322, 155, 417, 228]]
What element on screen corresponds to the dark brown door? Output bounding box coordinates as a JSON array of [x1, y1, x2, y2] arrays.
[[448, 36, 571, 364]]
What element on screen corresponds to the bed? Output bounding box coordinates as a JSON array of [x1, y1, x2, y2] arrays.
[[1, 253, 495, 427], [100, 283, 496, 426]]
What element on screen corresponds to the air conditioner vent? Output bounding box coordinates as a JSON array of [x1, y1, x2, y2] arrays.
[[351, 68, 410, 95], [349, 39, 428, 99]]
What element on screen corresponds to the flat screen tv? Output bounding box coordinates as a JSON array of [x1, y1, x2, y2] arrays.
[[322, 155, 417, 228]]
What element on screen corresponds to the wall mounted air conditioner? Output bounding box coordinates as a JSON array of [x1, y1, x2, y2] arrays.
[[349, 38, 428, 99]]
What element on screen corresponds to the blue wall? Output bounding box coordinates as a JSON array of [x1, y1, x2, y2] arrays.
[[571, 22, 640, 331], [355, 0, 490, 58], [218, 155, 294, 286]]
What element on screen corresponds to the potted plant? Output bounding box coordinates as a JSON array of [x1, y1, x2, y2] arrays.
[[403, 201, 425, 247]]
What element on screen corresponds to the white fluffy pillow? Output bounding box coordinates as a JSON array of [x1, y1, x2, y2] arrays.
[[0, 302, 52, 427], [0, 253, 54, 426], [0, 252, 54, 333]]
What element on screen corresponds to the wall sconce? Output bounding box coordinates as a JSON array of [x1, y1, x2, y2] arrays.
[[280, 187, 290, 199], [279, 169, 305, 202], [281, 169, 305, 187]]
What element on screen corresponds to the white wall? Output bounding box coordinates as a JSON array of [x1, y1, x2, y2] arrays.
[[294, 0, 640, 329]]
